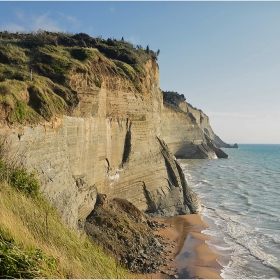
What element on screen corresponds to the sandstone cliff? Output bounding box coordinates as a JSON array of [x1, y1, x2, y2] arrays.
[[161, 103, 216, 159], [162, 91, 229, 158], [0, 32, 227, 229], [183, 98, 237, 149]]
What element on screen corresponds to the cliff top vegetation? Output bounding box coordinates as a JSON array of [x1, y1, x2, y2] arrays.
[[0, 30, 159, 124], [0, 30, 158, 62], [162, 90, 202, 112]]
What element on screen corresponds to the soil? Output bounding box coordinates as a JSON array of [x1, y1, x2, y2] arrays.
[[85, 194, 178, 278]]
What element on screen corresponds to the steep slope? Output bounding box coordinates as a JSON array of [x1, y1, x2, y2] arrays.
[[185, 102, 237, 149], [0, 163, 130, 279], [162, 91, 228, 158], [0, 32, 202, 230]]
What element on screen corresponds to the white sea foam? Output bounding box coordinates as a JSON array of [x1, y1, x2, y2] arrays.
[[181, 145, 280, 279]]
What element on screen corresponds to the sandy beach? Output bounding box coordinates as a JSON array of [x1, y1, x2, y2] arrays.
[[148, 214, 223, 279]]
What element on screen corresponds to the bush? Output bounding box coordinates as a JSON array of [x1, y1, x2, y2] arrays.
[[0, 229, 55, 279], [162, 90, 186, 107], [0, 73, 5, 82], [13, 101, 27, 123], [10, 168, 40, 198], [69, 48, 98, 65], [70, 48, 89, 61], [0, 157, 40, 199], [0, 84, 10, 95]]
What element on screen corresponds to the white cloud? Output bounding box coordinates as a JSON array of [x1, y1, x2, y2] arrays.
[[14, 9, 25, 21], [0, 8, 82, 33], [126, 35, 141, 46], [58, 12, 79, 25], [32, 12, 61, 32], [0, 23, 25, 32]]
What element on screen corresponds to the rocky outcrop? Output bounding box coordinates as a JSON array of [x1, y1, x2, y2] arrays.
[[214, 134, 238, 148], [0, 33, 231, 230], [205, 135, 228, 158], [185, 104, 238, 149], [0, 57, 201, 229], [162, 91, 235, 155], [161, 102, 223, 159], [85, 194, 177, 276]]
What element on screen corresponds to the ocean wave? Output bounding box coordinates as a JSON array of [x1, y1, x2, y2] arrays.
[[234, 191, 252, 207], [216, 210, 280, 271], [185, 145, 280, 278], [251, 209, 280, 220], [201, 179, 214, 186], [202, 209, 268, 278], [256, 230, 280, 246], [219, 165, 236, 172]]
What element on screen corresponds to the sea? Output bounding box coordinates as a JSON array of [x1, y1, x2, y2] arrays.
[[179, 144, 280, 279]]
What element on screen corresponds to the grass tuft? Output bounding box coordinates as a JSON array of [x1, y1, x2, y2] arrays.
[[0, 164, 131, 279]]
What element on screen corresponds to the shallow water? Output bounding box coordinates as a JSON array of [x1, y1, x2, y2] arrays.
[[179, 144, 280, 279]]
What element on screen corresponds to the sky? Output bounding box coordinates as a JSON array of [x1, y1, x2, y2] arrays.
[[0, 1, 280, 144]]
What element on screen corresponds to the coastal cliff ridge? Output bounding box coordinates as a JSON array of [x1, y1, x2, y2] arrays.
[[0, 31, 231, 231]]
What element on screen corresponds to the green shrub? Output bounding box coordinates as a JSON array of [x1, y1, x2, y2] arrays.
[[13, 101, 27, 123], [0, 229, 55, 279], [0, 44, 28, 66], [33, 46, 72, 85], [11, 71, 27, 81], [0, 84, 10, 95], [0, 73, 5, 82], [162, 90, 186, 107], [10, 168, 40, 198], [70, 48, 88, 61]]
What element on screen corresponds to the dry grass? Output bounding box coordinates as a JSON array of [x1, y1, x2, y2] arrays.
[[0, 180, 131, 279]]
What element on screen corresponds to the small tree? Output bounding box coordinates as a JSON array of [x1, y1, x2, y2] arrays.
[[146, 45, 150, 54]]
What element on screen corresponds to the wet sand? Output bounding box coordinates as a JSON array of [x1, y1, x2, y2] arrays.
[[150, 214, 223, 279]]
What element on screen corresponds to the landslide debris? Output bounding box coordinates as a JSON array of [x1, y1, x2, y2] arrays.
[[85, 194, 177, 277]]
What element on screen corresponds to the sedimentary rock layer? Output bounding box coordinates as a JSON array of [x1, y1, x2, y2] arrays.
[[0, 39, 227, 229]]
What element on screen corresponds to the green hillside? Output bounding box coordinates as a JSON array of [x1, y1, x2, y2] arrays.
[[0, 30, 158, 124]]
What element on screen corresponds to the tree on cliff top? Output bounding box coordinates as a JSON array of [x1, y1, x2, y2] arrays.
[[162, 90, 202, 112], [0, 30, 158, 64], [162, 90, 186, 107]]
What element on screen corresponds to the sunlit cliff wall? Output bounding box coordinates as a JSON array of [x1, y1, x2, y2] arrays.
[[0, 33, 229, 230], [1, 58, 201, 229]]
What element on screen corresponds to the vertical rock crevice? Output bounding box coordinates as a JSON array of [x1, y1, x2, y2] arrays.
[[175, 161, 201, 214], [142, 181, 157, 213], [121, 120, 132, 166], [156, 136, 201, 215], [157, 136, 182, 188]]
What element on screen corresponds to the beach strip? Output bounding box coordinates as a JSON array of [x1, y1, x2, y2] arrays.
[[151, 214, 223, 279]]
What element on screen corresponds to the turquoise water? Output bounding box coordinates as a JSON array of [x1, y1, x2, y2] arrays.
[[179, 144, 280, 278]]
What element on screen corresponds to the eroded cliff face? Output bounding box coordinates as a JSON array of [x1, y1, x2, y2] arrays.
[[161, 91, 229, 158], [161, 103, 217, 159], [184, 102, 236, 149], [0, 58, 201, 229]]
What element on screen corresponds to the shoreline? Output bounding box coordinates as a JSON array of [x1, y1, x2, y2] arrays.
[[147, 214, 223, 279]]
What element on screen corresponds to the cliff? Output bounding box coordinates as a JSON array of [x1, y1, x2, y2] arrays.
[[163, 91, 234, 152], [162, 91, 229, 158], [0, 32, 226, 230]]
